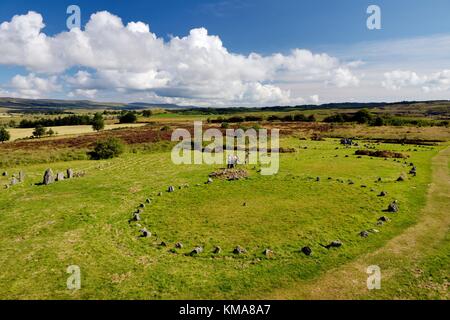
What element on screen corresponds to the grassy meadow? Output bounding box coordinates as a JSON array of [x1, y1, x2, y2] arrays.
[[0, 133, 447, 299]]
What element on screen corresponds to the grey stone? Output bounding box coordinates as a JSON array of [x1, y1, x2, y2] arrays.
[[175, 242, 183, 249], [359, 231, 370, 238], [10, 177, 18, 186], [233, 246, 247, 255], [190, 246, 203, 256], [55, 172, 65, 182], [67, 168, 74, 179], [140, 228, 151, 238], [133, 212, 141, 221], [263, 249, 274, 257], [146, 198, 152, 204], [301, 246, 312, 256], [379, 191, 387, 197], [18, 171, 25, 183], [378, 216, 390, 222], [43, 169, 54, 185], [2, 171, 7, 177], [168, 186, 175, 193], [387, 201, 399, 213], [213, 246, 222, 254]]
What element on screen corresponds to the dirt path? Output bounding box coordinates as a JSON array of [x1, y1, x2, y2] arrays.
[[264, 146, 450, 300]]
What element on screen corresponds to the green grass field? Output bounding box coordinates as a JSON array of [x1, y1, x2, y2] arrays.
[[0, 137, 447, 299]]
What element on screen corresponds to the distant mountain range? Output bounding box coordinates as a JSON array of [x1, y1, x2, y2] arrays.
[[0, 97, 194, 113], [1, 97, 450, 114]]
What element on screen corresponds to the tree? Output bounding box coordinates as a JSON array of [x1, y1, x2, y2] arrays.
[[33, 125, 46, 138], [372, 116, 385, 126], [92, 113, 105, 132], [142, 110, 153, 117], [47, 128, 55, 136], [119, 112, 137, 124], [89, 138, 124, 160], [0, 127, 10, 143], [353, 109, 373, 124]]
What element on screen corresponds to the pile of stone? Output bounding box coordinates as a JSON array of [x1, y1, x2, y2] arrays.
[[209, 169, 249, 181]]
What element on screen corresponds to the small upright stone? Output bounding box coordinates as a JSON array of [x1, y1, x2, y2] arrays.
[[175, 242, 183, 249], [43, 169, 54, 185], [233, 246, 247, 255], [359, 231, 370, 238], [263, 249, 274, 257], [10, 177, 18, 186], [140, 228, 151, 238], [55, 172, 65, 182], [2, 171, 7, 177], [18, 171, 25, 183], [387, 200, 399, 213], [213, 246, 222, 254], [133, 212, 141, 222], [190, 246, 203, 256], [67, 168, 74, 179], [168, 186, 175, 193]]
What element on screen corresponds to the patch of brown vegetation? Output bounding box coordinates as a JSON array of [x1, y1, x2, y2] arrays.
[[355, 149, 408, 159], [0, 125, 177, 151]]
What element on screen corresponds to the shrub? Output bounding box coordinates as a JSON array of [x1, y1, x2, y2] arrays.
[[221, 122, 230, 129], [293, 114, 307, 122], [89, 138, 124, 160], [0, 127, 10, 143], [119, 112, 138, 124]]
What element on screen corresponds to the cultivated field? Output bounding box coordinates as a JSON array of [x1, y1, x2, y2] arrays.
[[0, 117, 449, 299], [7, 123, 147, 141]]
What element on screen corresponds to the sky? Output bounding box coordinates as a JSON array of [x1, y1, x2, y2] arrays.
[[0, 0, 450, 107]]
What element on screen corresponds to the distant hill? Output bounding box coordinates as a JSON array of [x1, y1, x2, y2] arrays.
[[1, 97, 449, 117], [0, 97, 194, 113]]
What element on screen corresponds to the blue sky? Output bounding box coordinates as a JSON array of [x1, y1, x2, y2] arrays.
[[1, 0, 450, 105]]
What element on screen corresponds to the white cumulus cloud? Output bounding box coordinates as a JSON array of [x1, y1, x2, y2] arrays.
[[0, 11, 361, 106]]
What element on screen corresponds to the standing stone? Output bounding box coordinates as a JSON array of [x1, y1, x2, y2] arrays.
[[10, 177, 18, 186], [263, 249, 274, 257], [67, 168, 74, 179], [56, 172, 65, 182], [43, 169, 54, 185], [233, 246, 247, 255], [359, 231, 370, 238], [168, 186, 175, 193], [190, 246, 203, 256], [140, 228, 150, 238], [2, 171, 7, 177], [175, 242, 183, 249], [18, 171, 25, 183], [213, 246, 222, 254], [133, 212, 141, 222], [387, 201, 399, 213]]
